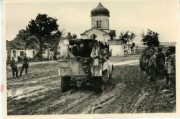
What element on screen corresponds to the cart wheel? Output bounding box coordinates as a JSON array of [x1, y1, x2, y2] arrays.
[[112, 64, 114, 71], [96, 83, 103, 93], [102, 70, 108, 84], [94, 77, 103, 93], [61, 76, 71, 92], [109, 71, 113, 79]]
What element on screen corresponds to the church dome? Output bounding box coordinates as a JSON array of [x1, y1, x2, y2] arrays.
[[91, 2, 110, 17]]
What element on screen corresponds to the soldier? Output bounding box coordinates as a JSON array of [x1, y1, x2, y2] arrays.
[[167, 47, 176, 96], [20, 53, 29, 76], [156, 47, 165, 78], [164, 50, 170, 85], [139, 54, 145, 72], [10, 57, 18, 78], [148, 51, 156, 83]]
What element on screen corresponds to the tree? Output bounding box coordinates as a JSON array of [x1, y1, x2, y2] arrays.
[[119, 31, 136, 50], [141, 29, 159, 47], [60, 29, 67, 37], [109, 30, 116, 40], [72, 34, 77, 39], [66, 32, 73, 40], [66, 32, 77, 39], [26, 13, 61, 57], [16, 29, 38, 51], [119, 31, 136, 44]]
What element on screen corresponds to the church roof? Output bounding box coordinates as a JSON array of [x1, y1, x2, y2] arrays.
[[81, 27, 109, 35], [91, 2, 110, 17]]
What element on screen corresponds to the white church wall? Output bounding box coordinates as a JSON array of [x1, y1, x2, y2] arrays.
[[103, 34, 110, 41], [110, 45, 124, 56], [81, 35, 88, 39], [81, 29, 110, 42]]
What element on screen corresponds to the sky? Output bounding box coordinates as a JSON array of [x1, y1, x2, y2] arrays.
[[5, 0, 179, 43]]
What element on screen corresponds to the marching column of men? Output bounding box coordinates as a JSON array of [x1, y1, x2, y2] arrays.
[[140, 46, 176, 96]]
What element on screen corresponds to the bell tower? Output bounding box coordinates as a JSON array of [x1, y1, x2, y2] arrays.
[[91, 2, 110, 30]]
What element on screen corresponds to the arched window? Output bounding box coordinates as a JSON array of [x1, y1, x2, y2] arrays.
[[96, 20, 102, 28], [96, 20, 98, 28], [99, 20, 102, 28]]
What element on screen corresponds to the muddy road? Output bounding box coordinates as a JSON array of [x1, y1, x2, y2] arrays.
[[6, 60, 175, 115]]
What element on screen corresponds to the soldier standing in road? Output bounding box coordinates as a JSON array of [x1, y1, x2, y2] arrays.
[[156, 47, 165, 78], [167, 47, 176, 96], [164, 49, 170, 85], [148, 51, 156, 83], [20, 53, 29, 76], [10, 57, 18, 78]]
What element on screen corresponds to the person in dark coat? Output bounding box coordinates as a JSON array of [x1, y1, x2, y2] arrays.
[[10, 57, 18, 78], [20, 54, 29, 76], [156, 47, 165, 78]]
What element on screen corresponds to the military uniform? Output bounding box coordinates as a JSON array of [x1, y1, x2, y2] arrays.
[[156, 51, 165, 78], [148, 54, 156, 83], [167, 53, 176, 97], [10, 58, 18, 78], [20, 56, 29, 76], [167, 54, 175, 85]]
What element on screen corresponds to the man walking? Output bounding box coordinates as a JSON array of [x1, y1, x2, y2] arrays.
[[20, 53, 29, 76], [10, 57, 18, 78]]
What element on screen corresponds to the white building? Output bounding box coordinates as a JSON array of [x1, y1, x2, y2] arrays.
[[80, 2, 124, 56], [108, 40, 124, 56], [7, 48, 55, 61], [42, 48, 54, 60], [6, 49, 38, 61]]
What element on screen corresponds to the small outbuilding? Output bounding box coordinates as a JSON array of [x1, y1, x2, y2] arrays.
[[108, 39, 124, 56]]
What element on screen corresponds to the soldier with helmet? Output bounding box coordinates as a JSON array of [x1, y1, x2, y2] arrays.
[[20, 53, 29, 76]]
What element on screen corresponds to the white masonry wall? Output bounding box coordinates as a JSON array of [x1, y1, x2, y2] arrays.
[[110, 45, 124, 56]]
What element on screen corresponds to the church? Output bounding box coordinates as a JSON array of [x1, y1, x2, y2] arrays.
[[80, 2, 124, 56]]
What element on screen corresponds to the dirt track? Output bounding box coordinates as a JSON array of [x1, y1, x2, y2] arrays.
[[6, 60, 176, 115]]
